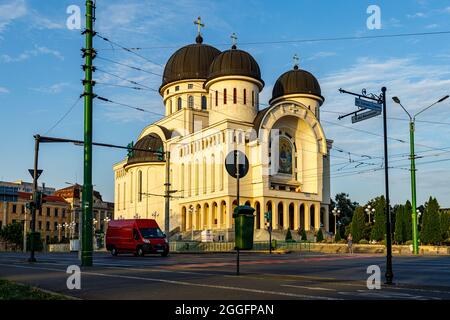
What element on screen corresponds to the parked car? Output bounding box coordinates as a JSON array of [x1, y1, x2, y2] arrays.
[[106, 219, 169, 257]]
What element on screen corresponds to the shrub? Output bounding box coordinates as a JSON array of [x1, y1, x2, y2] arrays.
[[285, 229, 293, 241], [371, 196, 386, 241], [334, 230, 342, 242], [316, 229, 324, 242], [405, 240, 413, 245], [300, 229, 307, 241], [0, 222, 23, 248], [359, 239, 369, 244]]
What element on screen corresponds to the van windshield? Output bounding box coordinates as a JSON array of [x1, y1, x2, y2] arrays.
[[139, 227, 164, 239]]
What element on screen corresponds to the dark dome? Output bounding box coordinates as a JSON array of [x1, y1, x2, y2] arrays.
[[160, 37, 221, 91], [270, 67, 323, 104], [207, 47, 264, 88], [127, 133, 165, 165]]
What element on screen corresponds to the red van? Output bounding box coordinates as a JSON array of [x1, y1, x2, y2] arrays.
[[106, 219, 169, 257]]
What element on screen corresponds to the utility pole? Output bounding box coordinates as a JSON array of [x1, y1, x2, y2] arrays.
[[164, 150, 171, 235], [381, 87, 394, 285], [81, 0, 96, 267], [338, 87, 394, 284], [28, 135, 40, 262]]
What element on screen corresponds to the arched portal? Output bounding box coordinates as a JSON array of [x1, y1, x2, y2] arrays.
[[310, 204, 315, 231], [289, 203, 295, 230], [300, 203, 305, 230], [278, 202, 284, 229], [212, 202, 218, 227], [196, 204, 201, 230], [255, 201, 261, 229]]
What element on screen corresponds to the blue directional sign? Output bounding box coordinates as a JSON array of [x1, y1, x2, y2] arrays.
[[355, 97, 382, 111], [351, 109, 381, 124]]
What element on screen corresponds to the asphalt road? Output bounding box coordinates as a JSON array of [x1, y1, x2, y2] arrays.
[[0, 251, 449, 300]]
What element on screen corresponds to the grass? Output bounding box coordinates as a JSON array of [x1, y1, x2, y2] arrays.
[[0, 279, 68, 300]]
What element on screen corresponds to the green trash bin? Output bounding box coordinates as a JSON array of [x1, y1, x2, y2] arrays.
[[29, 232, 42, 251], [233, 205, 255, 250]]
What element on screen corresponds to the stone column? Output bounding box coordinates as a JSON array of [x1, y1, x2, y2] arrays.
[[218, 202, 223, 229], [314, 203, 320, 230], [272, 202, 279, 230], [304, 203, 310, 231], [226, 200, 233, 229], [283, 202, 289, 230], [294, 202, 299, 231]]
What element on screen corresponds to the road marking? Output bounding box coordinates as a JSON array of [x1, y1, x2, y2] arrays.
[[338, 290, 442, 300], [281, 284, 336, 292], [0, 262, 340, 300]]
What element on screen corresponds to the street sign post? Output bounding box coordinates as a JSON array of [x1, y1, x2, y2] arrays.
[[351, 109, 381, 123]]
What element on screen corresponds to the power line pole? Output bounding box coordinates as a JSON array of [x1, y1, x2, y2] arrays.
[[164, 150, 171, 235], [28, 135, 40, 262], [381, 87, 394, 285], [81, 0, 96, 267]]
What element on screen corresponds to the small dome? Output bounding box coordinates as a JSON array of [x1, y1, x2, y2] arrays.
[[160, 38, 221, 91], [207, 47, 264, 88], [270, 66, 323, 104], [127, 133, 165, 165]]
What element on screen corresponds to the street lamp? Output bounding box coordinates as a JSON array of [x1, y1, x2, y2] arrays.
[[57, 224, 63, 243], [392, 94, 449, 255], [188, 205, 195, 241], [63, 222, 69, 239], [365, 205, 376, 224], [332, 208, 341, 236], [416, 209, 422, 226]]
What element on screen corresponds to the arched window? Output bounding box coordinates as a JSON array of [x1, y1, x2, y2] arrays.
[[252, 91, 255, 107], [177, 97, 182, 110], [138, 171, 143, 202], [169, 99, 173, 113], [188, 95, 194, 108], [233, 88, 237, 104], [278, 136, 293, 175], [203, 157, 207, 194], [123, 182, 126, 210], [215, 90, 218, 106], [220, 152, 224, 190], [243, 89, 247, 105], [117, 184, 120, 210], [130, 172, 133, 204], [223, 89, 227, 104], [201, 95, 207, 110]]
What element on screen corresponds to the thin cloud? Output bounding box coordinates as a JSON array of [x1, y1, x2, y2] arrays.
[[0, 86, 9, 94], [1, 45, 64, 63], [30, 82, 70, 94], [0, 0, 27, 33]]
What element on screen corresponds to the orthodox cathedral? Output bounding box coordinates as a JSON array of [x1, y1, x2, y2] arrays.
[[113, 20, 332, 240]]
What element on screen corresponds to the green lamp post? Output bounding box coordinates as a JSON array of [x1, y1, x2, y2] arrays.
[[392, 94, 449, 255]]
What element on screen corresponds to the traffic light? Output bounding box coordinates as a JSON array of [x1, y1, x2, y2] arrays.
[[127, 141, 134, 158], [25, 202, 35, 210], [264, 211, 272, 222], [157, 146, 164, 161], [33, 191, 47, 209]]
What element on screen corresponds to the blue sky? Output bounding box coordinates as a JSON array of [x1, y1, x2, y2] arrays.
[[1, 0, 450, 207]]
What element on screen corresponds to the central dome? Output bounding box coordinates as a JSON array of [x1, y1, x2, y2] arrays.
[[160, 36, 221, 91], [206, 46, 264, 88]]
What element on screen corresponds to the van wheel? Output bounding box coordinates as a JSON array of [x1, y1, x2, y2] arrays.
[[136, 247, 144, 257], [111, 247, 118, 256]]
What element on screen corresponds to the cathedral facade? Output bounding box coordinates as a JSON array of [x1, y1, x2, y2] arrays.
[[113, 29, 332, 240]]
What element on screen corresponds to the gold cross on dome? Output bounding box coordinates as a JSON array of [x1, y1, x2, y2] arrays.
[[194, 16, 205, 35], [231, 33, 238, 46], [293, 54, 300, 68]]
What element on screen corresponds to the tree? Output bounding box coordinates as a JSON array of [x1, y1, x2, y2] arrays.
[[351, 207, 365, 243], [421, 197, 441, 245], [404, 200, 412, 242], [0, 222, 23, 248], [316, 229, 324, 242], [440, 210, 450, 241], [371, 196, 386, 241], [334, 193, 358, 227], [394, 205, 405, 244]]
